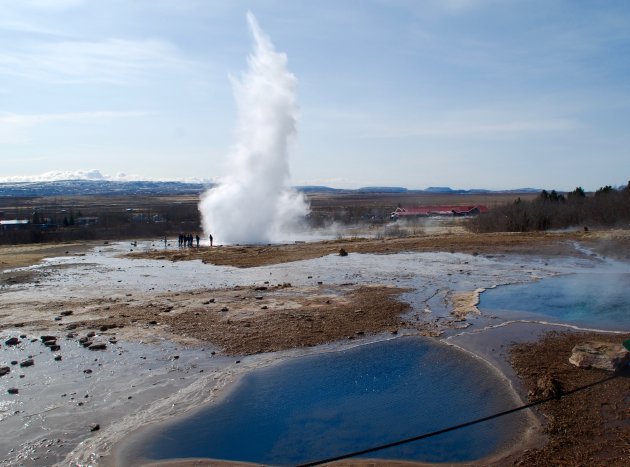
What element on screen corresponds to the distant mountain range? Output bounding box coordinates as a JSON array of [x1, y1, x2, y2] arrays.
[[0, 179, 542, 197], [0, 179, 213, 197]]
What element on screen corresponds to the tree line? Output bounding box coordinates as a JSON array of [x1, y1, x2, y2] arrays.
[[468, 182, 630, 233]]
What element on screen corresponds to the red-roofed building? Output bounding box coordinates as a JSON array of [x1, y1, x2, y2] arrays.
[[390, 205, 489, 219]]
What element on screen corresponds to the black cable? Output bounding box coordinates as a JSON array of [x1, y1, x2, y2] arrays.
[[296, 373, 619, 467]]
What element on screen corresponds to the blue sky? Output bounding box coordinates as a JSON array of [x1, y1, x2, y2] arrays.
[[1, 0, 629, 190]]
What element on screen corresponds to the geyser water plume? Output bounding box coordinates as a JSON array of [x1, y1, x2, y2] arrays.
[[199, 12, 309, 244]]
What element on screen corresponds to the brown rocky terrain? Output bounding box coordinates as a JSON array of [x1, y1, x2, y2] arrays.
[[2, 229, 630, 466], [131, 230, 595, 268], [17, 284, 416, 355], [506, 331, 630, 466]]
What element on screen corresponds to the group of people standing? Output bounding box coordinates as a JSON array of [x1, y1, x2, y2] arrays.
[[177, 232, 213, 248], [178, 233, 199, 248]]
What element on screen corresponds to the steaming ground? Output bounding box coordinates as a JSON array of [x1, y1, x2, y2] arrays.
[[1, 229, 629, 465], [198, 12, 308, 245]]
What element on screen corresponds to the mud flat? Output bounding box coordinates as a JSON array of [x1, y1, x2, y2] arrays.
[[0, 230, 628, 465]]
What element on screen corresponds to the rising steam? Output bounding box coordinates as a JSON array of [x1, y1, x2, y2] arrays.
[[199, 12, 309, 244]]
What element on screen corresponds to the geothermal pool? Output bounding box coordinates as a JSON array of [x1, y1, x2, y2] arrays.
[[479, 272, 630, 330], [3, 240, 622, 465], [119, 337, 527, 466]]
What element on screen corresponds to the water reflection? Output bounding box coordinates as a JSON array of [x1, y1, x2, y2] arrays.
[[121, 337, 525, 465], [480, 273, 630, 330]]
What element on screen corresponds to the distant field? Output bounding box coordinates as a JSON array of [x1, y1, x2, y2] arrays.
[[308, 191, 535, 209], [0, 191, 536, 219], [0, 191, 538, 244]]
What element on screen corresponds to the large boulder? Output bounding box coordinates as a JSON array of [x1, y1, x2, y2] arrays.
[[569, 341, 630, 372]]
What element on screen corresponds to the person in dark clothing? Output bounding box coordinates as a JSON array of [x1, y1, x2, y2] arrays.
[[209, 233, 213, 248], [195, 235, 200, 248]]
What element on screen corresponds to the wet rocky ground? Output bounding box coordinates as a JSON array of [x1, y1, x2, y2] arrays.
[[0, 232, 628, 466]]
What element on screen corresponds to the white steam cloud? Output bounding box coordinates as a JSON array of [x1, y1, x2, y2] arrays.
[[199, 12, 309, 244]]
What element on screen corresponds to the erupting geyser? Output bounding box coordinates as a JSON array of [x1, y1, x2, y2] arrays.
[[199, 12, 309, 244]]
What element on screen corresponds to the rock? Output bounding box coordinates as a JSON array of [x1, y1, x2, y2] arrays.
[[10, 361, 18, 365], [89, 424, 100, 432], [569, 341, 630, 372], [5, 337, 20, 346], [88, 343, 107, 351], [49, 345, 61, 352], [19, 359, 34, 368], [54, 355, 62, 361], [83, 369, 93, 374], [148, 320, 157, 325], [44, 340, 58, 347], [529, 373, 563, 400], [60, 310, 73, 316], [86, 331, 96, 338], [220, 307, 229, 312], [339, 248, 348, 256], [255, 296, 263, 300], [41, 335, 57, 343], [0, 367, 10, 377], [254, 286, 267, 291], [8, 388, 19, 395]]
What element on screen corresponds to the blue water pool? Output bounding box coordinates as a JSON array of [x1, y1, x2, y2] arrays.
[[480, 272, 630, 330], [120, 337, 526, 465]]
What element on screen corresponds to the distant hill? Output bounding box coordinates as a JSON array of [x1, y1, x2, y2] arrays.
[[0, 179, 542, 198], [0, 179, 213, 197], [294, 186, 345, 193], [425, 186, 455, 193], [356, 187, 408, 193]]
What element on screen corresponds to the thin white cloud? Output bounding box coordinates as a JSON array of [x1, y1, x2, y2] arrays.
[[369, 118, 579, 139], [0, 19, 66, 36], [0, 38, 194, 84], [13, 0, 86, 11], [0, 110, 150, 125], [433, 0, 497, 12], [308, 106, 578, 139], [0, 169, 215, 183], [381, 0, 501, 15], [0, 110, 151, 143]]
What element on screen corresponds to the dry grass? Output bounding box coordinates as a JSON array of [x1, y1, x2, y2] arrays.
[[132, 230, 592, 268]]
